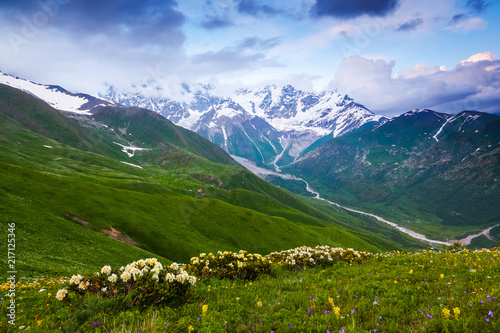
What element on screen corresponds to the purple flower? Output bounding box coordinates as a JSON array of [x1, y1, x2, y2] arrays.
[[486, 318, 490, 323], [352, 309, 356, 314], [138, 329, 141, 332], [97, 322, 100, 325], [489, 311, 494, 318], [324, 310, 329, 314], [355, 295, 358, 298], [290, 324, 293, 328], [481, 301, 484, 304], [427, 314, 433, 318], [341, 329, 345, 333], [374, 330, 377, 333], [165, 322, 168, 325], [308, 309, 312, 313]]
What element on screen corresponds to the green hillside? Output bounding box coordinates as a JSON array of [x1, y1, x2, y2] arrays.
[[0, 85, 425, 279], [286, 109, 500, 243]]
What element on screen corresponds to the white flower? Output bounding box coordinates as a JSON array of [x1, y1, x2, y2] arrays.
[[152, 273, 159, 282], [166, 273, 175, 283], [188, 276, 197, 285], [121, 271, 131, 282], [69, 275, 82, 285], [101, 265, 112, 275], [176, 273, 186, 283], [78, 281, 89, 291], [55, 289, 67, 301], [108, 274, 117, 283], [38, 289, 46, 293], [170, 262, 179, 271]]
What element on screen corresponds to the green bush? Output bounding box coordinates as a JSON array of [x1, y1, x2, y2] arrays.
[[59, 258, 197, 309], [189, 250, 272, 280], [267, 245, 372, 270]]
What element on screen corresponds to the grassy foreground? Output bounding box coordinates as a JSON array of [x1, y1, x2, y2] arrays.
[[2, 246, 499, 332]]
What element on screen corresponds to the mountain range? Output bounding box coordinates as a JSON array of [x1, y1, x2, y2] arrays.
[[100, 84, 388, 169], [1, 70, 499, 270], [0, 73, 423, 277]]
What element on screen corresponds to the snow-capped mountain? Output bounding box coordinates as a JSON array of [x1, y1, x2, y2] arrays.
[[101, 84, 388, 169], [0, 71, 118, 114]]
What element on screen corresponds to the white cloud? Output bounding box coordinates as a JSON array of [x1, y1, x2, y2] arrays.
[[330, 52, 500, 115]]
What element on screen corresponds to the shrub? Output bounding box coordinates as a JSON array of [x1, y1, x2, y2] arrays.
[[60, 258, 197, 309], [189, 250, 271, 280], [267, 245, 372, 271]]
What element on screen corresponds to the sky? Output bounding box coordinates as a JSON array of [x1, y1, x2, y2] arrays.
[[0, 0, 499, 116]]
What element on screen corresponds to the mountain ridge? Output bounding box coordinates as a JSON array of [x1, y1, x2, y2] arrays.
[[100, 83, 389, 169]]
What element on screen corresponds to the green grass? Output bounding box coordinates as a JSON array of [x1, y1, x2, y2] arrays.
[[2, 247, 499, 332], [1, 88, 428, 280]]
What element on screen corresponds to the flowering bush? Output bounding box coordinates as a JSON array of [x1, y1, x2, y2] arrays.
[[189, 250, 271, 280], [267, 246, 372, 270], [60, 258, 197, 308]]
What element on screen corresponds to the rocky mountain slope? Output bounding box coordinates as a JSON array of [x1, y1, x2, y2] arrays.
[[101, 84, 388, 169]]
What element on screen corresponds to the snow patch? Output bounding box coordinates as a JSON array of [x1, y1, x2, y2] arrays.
[[120, 161, 143, 169], [113, 142, 151, 157]]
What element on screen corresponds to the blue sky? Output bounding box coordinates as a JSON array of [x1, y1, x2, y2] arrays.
[[0, 0, 499, 115]]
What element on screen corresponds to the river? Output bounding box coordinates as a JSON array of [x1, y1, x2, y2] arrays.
[[232, 155, 498, 247]]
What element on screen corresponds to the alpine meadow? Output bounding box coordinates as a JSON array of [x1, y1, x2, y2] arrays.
[[1, 0, 500, 332]]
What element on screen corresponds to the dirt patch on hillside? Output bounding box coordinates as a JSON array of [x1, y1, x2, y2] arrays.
[[64, 212, 139, 247], [101, 225, 140, 247], [64, 212, 90, 228]]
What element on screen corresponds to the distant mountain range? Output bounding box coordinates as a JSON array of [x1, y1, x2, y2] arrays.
[[0, 77, 424, 276], [1, 71, 498, 248], [100, 84, 388, 169], [285, 109, 500, 243]]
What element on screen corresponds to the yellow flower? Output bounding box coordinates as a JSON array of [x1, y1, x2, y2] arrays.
[[409, 269, 413, 274], [202, 304, 208, 314], [188, 325, 194, 332], [333, 306, 341, 319], [453, 307, 460, 319], [442, 308, 450, 319], [394, 280, 398, 284], [328, 297, 334, 307], [257, 301, 262, 307], [440, 274, 444, 279]]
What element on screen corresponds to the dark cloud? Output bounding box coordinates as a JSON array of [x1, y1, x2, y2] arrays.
[[311, 0, 399, 19], [237, 0, 282, 17], [0, 0, 185, 46], [396, 18, 423, 32], [450, 13, 466, 24], [201, 16, 234, 30], [466, 0, 489, 12]]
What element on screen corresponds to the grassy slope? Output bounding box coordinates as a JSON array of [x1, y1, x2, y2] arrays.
[[2, 248, 499, 332], [0, 86, 427, 279]]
